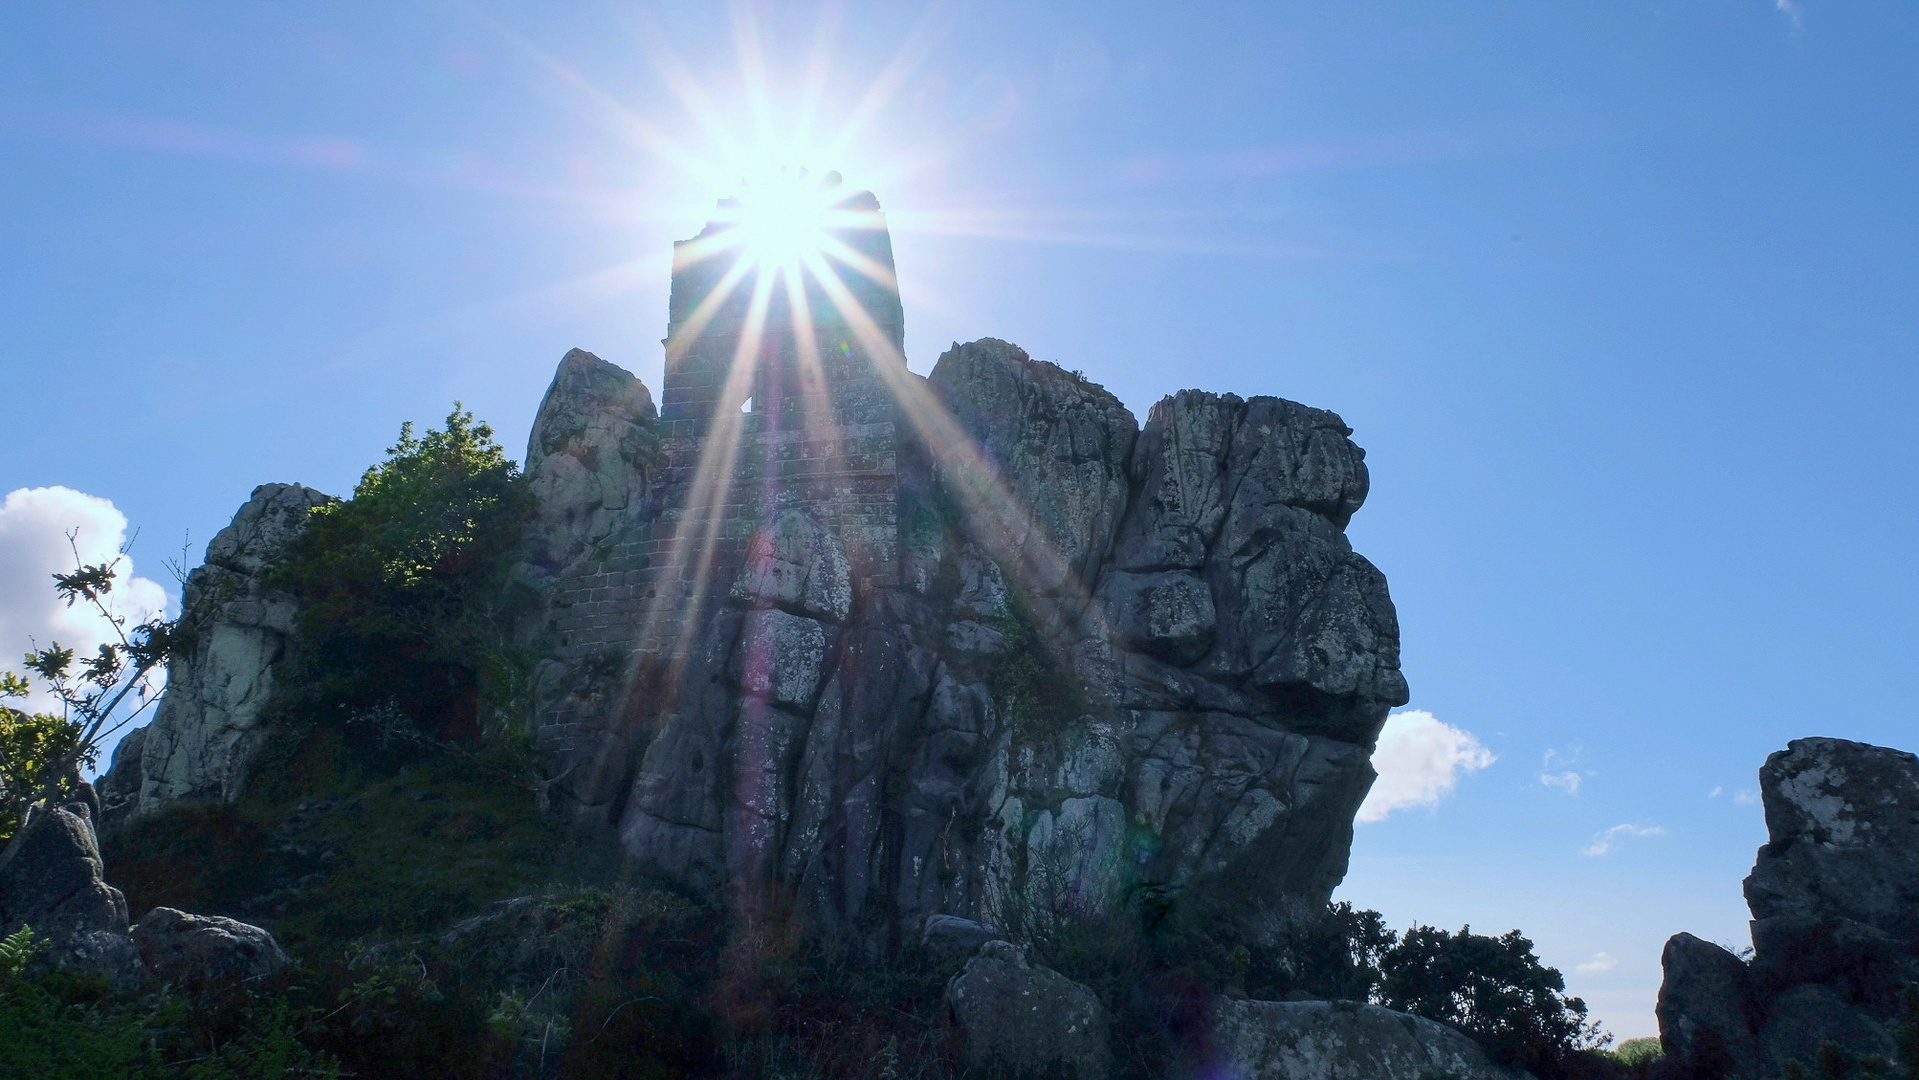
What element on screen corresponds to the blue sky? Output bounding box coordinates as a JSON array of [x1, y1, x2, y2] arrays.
[[5, 1, 1917, 1039]]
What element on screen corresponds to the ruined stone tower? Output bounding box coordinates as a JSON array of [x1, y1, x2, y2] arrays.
[[650, 183, 908, 603]]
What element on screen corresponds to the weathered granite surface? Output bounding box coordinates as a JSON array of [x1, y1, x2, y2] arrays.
[[1209, 998, 1526, 1080], [1656, 738, 1919, 1079], [0, 802, 141, 985], [133, 906, 290, 988], [945, 939, 1113, 1080], [103, 194, 1409, 959], [514, 331, 1406, 952], [100, 482, 334, 823]]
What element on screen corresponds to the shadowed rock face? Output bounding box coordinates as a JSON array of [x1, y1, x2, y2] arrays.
[[103, 337, 1406, 955], [100, 482, 335, 824], [103, 204, 1405, 956], [0, 803, 141, 985], [133, 906, 290, 988], [1209, 999, 1524, 1080], [521, 348, 660, 583], [1657, 738, 1919, 1080], [946, 939, 1113, 1080], [522, 336, 1406, 950]]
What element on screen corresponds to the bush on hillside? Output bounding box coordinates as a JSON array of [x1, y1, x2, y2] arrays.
[[1378, 923, 1609, 1076], [271, 404, 538, 744]]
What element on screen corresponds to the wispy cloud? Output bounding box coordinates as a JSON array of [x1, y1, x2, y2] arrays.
[[1576, 952, 1618, 975], [1709, 786, 1723, 798], [1776, 0, 1806, 33], [1734, 790, 1758, 806], [1540, 749, 1583, 795], [1583, 823, 1665, 857], [1358, 710, 1496, 823], [1541, 771, 1582, 795]]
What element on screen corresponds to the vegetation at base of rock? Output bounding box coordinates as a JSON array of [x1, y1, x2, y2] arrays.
[[1014, 894, 1611, 1080], [1377, 924, 1607, 1075], [106, 719, 590, 958], [269, 404, 538, 743], [2, 547, 178, 854], [0, 958, 339, 1079], [1605, 1036, 1664, 1072], [104, 711, 1621, 1080], [0, 677, 81, 844]]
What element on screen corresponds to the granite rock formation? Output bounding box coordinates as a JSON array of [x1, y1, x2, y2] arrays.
[[945, 939, 1113, 1080], [100, 482, 334, 823], [1656, 738, 1919, 1078], [133, 906, 291, 988], [1209, 998, 1526, 1080], [0, 799, 141, 985], [521, 335, 1405, 950], [1, 793, 287, 990], [104, 190, 1407, 958]]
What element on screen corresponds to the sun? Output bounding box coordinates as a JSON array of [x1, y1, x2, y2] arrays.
[[707, 164, 854, 278]]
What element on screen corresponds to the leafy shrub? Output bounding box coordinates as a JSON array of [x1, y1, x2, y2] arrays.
[[271, 405, 537, 743], [1378, 924, 1608, 1076], [0, 682, 84, 844], [0, 966, 339, 1079], [1609, 1036, 1664, 1071]]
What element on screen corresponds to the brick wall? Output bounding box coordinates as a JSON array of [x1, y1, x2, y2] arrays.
[[544, 190, 907, 725]]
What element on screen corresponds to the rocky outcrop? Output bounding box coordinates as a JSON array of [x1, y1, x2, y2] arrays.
[[111, 199, 1408, 962], [133, 906, 289, 988], [514, 332, 1407, 952], [0, 802, 141, 985], [945, 939, 1113, 1080], [520, 348, 660, 584], [1656, 933, 1766, 1080], [1657, 738, 1919, 1079], [1, 798, 287, 989], [1209, 998, 1524, 1080], [100, 482, 334, 822]]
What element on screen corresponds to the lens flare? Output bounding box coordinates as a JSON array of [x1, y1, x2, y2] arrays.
[[709, 165, 851, 278]]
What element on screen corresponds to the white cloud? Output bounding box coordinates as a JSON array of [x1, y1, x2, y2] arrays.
[[1776, 0, 1805, 32], [1539, 749, 1584, 795], [1358, 710, 1496, 823], [1576, 952, 1618, 975], [1541, 771, 1582, 795], [0, 487, 170, 717], [1734, 790, 1758, 806], [1583, 823, 1666, 857], [1709, 786, 1723, 798]]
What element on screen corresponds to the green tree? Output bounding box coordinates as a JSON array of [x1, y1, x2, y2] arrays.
[[0, 551, 176, 871], [1378, 923, 1607, 1075], [271, 404, 537, 742]]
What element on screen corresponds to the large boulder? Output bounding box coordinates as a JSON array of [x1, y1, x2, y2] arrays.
[[1744, 737, 1919, 1002], [944, 940, 1113, 1080], [521, 348, 660, 583], [132, 906, 289, 988], [1656, 738, 1919, 1080], [1209, 998, 1524, 1080], [0, 804, 141, 985], [100, 482, 334, 821], [1655, 933, 1763, 1080]]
